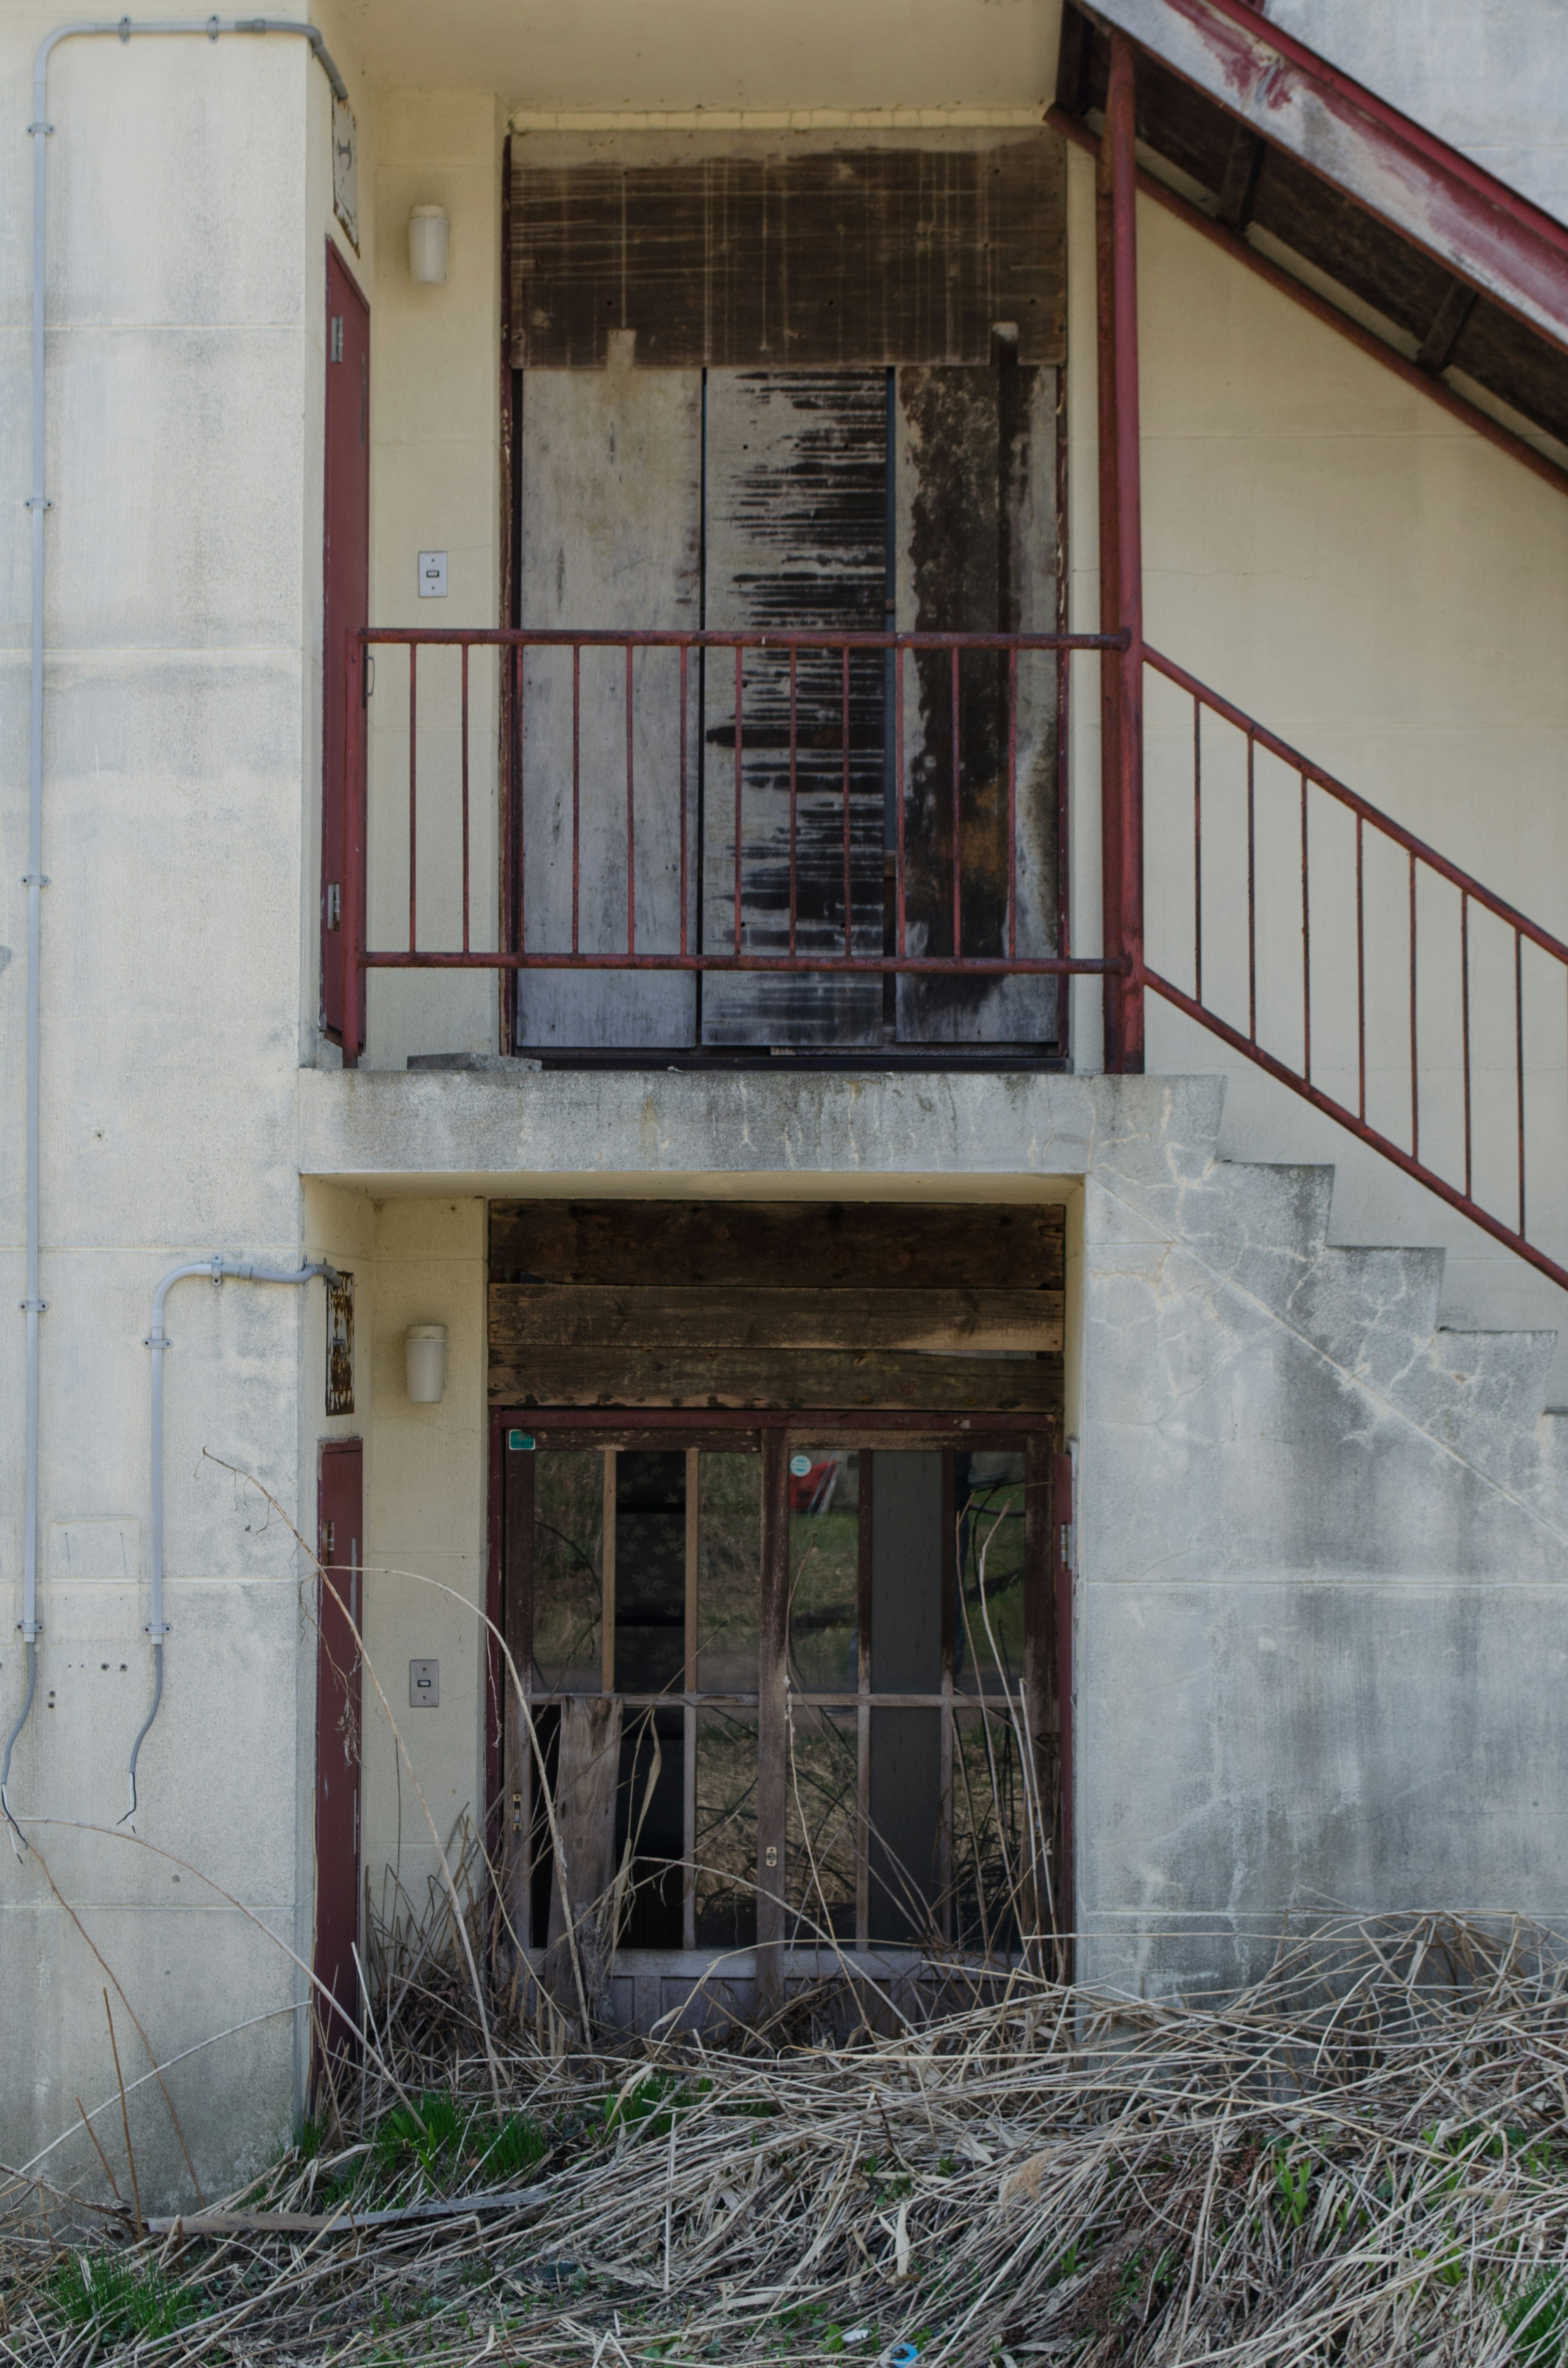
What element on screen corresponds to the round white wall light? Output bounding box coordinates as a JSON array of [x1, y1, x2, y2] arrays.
[[408, 205, 449, 285], [405, 1322, 448, 1403]]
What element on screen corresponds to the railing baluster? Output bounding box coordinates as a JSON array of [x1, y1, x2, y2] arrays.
[[571, 642, 581, 957], [1516, 927, 1527, 1240], [1007, 648, 1018, 963], [1356, 812, 1365, 1124], [460, 641, 470, 954], [1246, 734, 1256, 1044], [1192, 692, 1202, 1005], [516, 640, 526, 958], [1461, 887, 1472, 1200], [895, 644, 906, 962], [526, 649, 537, 961], [789, 647, 799, 958], [733, 645, 744, 956], [1300, 768, 1311, 1086], [408, 640, 417, 955], [1410, 850, 1419, 1164], [625, 641, 636, 957], [951, 645, 962, 959], [678, 642, 688, 961], [842, 643, 852, 960]]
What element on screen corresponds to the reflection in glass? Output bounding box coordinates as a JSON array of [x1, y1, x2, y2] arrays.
[[532, 1452, 603, 1692], [697, 1454, 761, 1693], [786, 1704, 858, 1942], [695, 1710, 757, 1947], [789, 1450, 858, 1693], [950, 1704, 1030, 1958], [955, 1451, 1027, 1693], [615, 1452, 686, 1695]]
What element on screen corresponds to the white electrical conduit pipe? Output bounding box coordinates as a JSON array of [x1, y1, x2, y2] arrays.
[[127, 1258, 341, 1821], [2, 16, 348, 1819]]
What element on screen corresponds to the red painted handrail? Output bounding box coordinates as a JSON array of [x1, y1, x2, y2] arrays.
[[1141, 644, 1568, 1297]]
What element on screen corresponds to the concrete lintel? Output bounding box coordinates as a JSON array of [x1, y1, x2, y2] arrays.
[[295, 1066, 1229, 1197]]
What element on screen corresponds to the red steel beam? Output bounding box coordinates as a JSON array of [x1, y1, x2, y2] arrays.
[[1049, 105, 1568, 502], [1098, 31, 1147, 1072], [1080, 0, 1568, 356]]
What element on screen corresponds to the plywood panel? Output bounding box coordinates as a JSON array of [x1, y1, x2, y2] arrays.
[[509, 132, 1067, 371], [516, 345, 701, 1048], [701, 370, 888, 1047], [489, 1200, 1066, 1290], [895, 362, 1062, 1045], [491, 1282, 1064, 1353], [487, 1344, 1063, 1411]]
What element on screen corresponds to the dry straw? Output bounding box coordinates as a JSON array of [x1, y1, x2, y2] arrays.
[[7, 1902, 1568, 2366]]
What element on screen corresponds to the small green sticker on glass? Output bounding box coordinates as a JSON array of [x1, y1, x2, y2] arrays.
[[507, 1429, 536, 1452]]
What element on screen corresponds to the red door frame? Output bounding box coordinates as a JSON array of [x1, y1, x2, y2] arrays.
[[313, 1438, 364, 2086], [322, 240, 370, 1051]]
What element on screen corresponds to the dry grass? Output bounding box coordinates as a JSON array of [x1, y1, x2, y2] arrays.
[[7, 1905, 1568, 2367]]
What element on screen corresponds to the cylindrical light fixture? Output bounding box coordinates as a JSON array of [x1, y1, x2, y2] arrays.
[[405, 1322, 448, 1403], [408, 204, 449, 285]]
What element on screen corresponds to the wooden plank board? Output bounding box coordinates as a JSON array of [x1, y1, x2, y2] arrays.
[[490, 1200, 1066, 1291], [895, 362, 1062, 1046], [509, 131, 1067, 371], [490, 1282, 1063, 1354], [701, 368, 887, 1048], [487, 1345, 1063, 1411], [515, 346, 700, 1048]]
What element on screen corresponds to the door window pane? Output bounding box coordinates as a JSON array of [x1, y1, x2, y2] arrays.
[[532, 1451, 604, 1692], [869, 1706, 941, 1947], [951, 1704, 1030, 1956], [615, 1703, 684, 1947], [786, 1704, 858, 1942], [789, 1449, 859, 1692], [870, 1450, 943, 1692], [697, 1453, 762, 1692], [955, 1450, 1027, 1694], [615, 1450, 686, 1695], [695, 1710, 757, 1947]]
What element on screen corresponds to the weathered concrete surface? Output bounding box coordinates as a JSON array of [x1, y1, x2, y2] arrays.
[[303, 1061, 1568, 2006]]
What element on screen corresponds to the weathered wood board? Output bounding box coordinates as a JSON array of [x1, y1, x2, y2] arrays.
[[490, 1282, 1065, 1353], [489, 1200, 1066, 1290], [894, 363, 1062, 1044], [515, 342, 701, 1048], [509, 131, 1067, 372], [701, 369, 888, 1047], [488, 1344, 1064, 1412]]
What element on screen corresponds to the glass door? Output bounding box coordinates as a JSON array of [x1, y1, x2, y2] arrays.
[[498, 1419, 1059, 1979]]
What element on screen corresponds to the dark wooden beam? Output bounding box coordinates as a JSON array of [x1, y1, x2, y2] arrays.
[[1417, 276, 1480, 373], [490, 1283, 1065, 1356], [1215, 122, 1265, 232], [487, 1344, 1065, 1412]]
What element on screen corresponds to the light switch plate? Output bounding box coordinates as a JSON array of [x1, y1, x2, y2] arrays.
[[417, 550, 448, 598], [409, 1657, 439, 1708]]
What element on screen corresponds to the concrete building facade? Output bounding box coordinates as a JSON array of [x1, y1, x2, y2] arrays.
[[4, 0, 1568, 2203]]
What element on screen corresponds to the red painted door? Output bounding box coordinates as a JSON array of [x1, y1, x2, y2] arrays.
[[314, 1440, 363, 2074], [322, 242, 370, 1049]]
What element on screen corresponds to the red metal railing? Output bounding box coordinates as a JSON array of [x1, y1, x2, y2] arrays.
[[337, 627, 1128, 1058], [1140, 646, 1568, 1296]]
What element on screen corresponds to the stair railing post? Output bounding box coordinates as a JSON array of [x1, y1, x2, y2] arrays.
[[1097, 29, 1146, 1072]]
